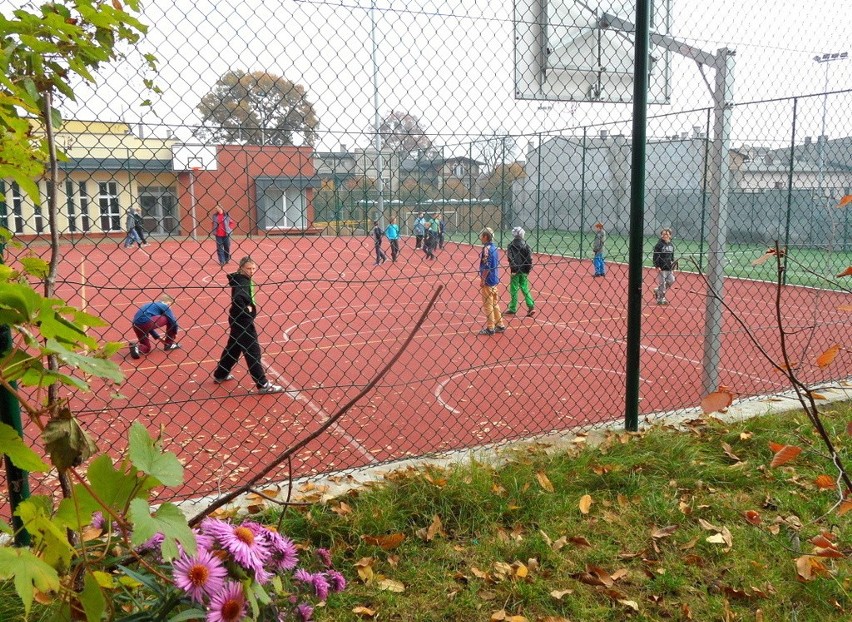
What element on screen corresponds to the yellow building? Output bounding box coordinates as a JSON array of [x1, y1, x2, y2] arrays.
[[1, 120, 180, 238]]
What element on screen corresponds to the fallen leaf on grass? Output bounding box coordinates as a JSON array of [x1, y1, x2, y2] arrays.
[[352, 605, 377, 618], [839, 500, 852, 516], [549, 589, 574, 600], [570, 564, 614, 587], [331, 501, 352, 516], [377, 578, 406, 592], [651, 525, 678, 539], [361, 533, 406, 549], [743, 510, 762, 525], [795, 555, 830, 581], [619, 600, 640, 612], [809, 532, 837, 547], [721, 442, 741, 462], [568, 535, 591, 547], [814, 475, 835, 490], [536, 471, 555, 492], [769, 444, 802, 468], [540, 618, 572, 622], [490, 610, 528, 622], [354, 558, 376, 584], [415, 515, 445, 542], [578, 494, 593, 514]]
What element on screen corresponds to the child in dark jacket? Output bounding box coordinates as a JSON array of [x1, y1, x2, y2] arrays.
[[652, 228, 676, 305], [371, 220, 387, 265], [505, 226, 535, 316]]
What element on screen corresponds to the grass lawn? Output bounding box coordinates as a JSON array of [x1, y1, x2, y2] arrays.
[[3, 404, 850, 621], [249, 401, 851, 621], [446, 229, 852, 290]]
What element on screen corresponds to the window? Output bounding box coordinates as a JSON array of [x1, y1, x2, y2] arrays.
[[65, 180, 92, 232], [11, 182, 24, 234], [35, 182, 50, 234], [454, 164, 465, 178], [98, 181, 121, 231]]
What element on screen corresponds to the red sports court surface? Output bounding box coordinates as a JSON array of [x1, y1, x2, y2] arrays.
[[10, 235, 851, 506]]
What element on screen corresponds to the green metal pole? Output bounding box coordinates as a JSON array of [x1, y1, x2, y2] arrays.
[[782, 97, 798, 285], [580, 128, 587, 257], [624, 0, 651, 433], [699, 108, 711, 273], [0, 240, 30, 546]]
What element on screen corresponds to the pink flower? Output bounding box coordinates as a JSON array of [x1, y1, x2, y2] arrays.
[[310, 572, 330, 601], [326, 570, 347, 593], [314, 548, 332, 568], [173, 549, 227, 603], [207, 581, 247, 622], [261, 529, 299, 572], [294, 602, 314, 621], [293, 568, 313, 585], [201, 518, 270, 578]]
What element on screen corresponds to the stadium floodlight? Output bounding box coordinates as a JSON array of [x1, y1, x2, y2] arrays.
[[812, 52, 848, 204]]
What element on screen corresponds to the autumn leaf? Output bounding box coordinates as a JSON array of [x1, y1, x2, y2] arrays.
[[814, 475, 835, 490], [352, 605, 377, 618], [837, 303, 852, 312], [795, 555, 830, 581], [837, 500, 852, 516], [836, 266, 852, 278], [578, 494, 592, 514], [815, 344, 841, 368], [536, 471, 555, 492], [813, 547, 844, 559], [651, 525, 678, 539], [768, 441, 785, 453], [377, 578, 406, 592], [838, 194, 852, 208], [415, 515, 445, 542], [701, 389, 734, 414], [809, 532, 837, 547], [769, 445, 802, 468], [751, 252, 775, 266], [362, 533, 406, 550], [721, 442, 741, 462], [549, 589, 573, 600], [743, 510, 762, 525], [354, 558, 376, 584], [811, 393, 827, 400]]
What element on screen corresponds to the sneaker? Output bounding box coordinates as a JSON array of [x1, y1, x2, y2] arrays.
[[129, 343, 141, 360], [505, 310, 517, 315], [527, 309, 535, 317], [258, 383, 284, 393], [494, 325, 507, 333], [657, 299, 668, 306], [478, 328, 495, 336], [164, 343, 181, 351], [213, 374, 234, 384]]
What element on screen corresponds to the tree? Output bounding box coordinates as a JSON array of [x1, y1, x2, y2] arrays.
[[474, 134, 519, 174], [376, 110, 433, 156], [196, 70, 319, 146]]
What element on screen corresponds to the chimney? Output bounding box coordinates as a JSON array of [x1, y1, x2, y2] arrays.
[[680, 132, 689, 140], [599, 129, 608, 140], [804, 136, 812, 146]]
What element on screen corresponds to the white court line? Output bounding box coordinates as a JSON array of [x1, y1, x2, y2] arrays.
[[261, 363, 377, 464]]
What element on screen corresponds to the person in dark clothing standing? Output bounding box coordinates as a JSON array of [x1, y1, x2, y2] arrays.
[[213, 257, 283, 393], [505, 226, 535, 316], [652, 228, 676, 305], [371, 220, 387, 265], [131, 208, 148, 246]]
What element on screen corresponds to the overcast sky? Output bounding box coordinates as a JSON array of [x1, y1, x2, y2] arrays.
[[8, 0, 852, 154]]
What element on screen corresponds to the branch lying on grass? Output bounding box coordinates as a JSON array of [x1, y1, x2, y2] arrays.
[[698, 241, 851, 493], [189, 285, 445, 526]]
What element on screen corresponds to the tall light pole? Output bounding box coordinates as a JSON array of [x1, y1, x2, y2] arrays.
[[813, 52, 848, 203], [370, 1, 385, 225]]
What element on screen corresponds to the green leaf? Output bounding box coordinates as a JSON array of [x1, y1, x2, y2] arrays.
[[14, 497, 75, 570], [0, 421, 50, 472], [0, 282, 41, 323], [18, 256, 49, 279], [42, 415, 98, 470], [81, 571, 106, 622], [0, 518, 11, 534], [168, 610, 207, 622], [0, 547, 60, 617], [128, 500, 196, 562], [116, 564, 165, 597], [128, 422, 183, 486], [86, 454, 155, 514], [45, 338, 123, 382], [54, 486, 103, 532]]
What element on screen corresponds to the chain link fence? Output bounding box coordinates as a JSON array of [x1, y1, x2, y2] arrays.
[[3, 0, 852, 510]]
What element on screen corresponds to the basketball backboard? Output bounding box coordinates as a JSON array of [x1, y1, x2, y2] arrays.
[[514, 0, 672, 103], [171, 143, 218, 171]]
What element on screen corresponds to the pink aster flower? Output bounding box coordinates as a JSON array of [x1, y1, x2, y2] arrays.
[[294, 602, 314, 621], [326, 570, 346, 593], [293, 568, 313, 585], [201, 518, 270, 577], [311, 573, 330, 601], [261, 529, 299, 572], [314, 548, 332, 568], [207, 581, 247, 622], [173, 548, 227, 603]]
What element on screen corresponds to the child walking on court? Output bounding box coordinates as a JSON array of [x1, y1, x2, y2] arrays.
[[213, 256, 283, 393], [506, 226, 535, 317], [386, 216, 400, 262], [371, 220, 387, 265], [652, 228, 676, 305], [123, 208, 143, 249], [422, 220, 436, 260], [477, 227, 506, 335], [592, 222, 606, 277]]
